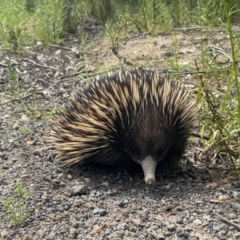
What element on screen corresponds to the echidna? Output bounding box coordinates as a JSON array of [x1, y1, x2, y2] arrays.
[[48, 69, 195, 184]]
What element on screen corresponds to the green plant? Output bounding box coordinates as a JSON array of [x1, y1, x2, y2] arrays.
[[33, 0, 65, 43], [3, 184, 30, 225], [132, 0, 172, 33], [195, 0, 240, 172], [166, 36, 181, 72], [5, 60, 22, 99], [19, 126, 32, 134], [0, 0, 32, 52]]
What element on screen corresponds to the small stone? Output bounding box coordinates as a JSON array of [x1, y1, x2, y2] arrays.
[[71, 184, 88, 195], [167, 224, 176, 231], [72, 221, 79, 228], [55, 49, 62, 55], [176, 217, 183, 224], [206, 182, 218, 189], [164, 205, 173, 211], [233, 232, 240, 238], [117, 223, 128, 230], [99, 209, 107, 216], [84, 178, 91, 183], [218, 195, 228, 201], [21, 174, 30, 179], [93, 208, 99, 214], [36, 41, 43, 46], [85, 202, 94, 208], [152, 224, 159, 230], [118, 199, 128, 207], [68, 174, 73, 180], [184, 226, 192, 232], [92, 225, 101, 233], [175, 206, 183, 211], [193, 219, 202, 225], [48, 232, 56, 239], [129, 227, 137, 233], [232, 191, 240, 198], [74, 199, 85, 207], [101, 181, 109, 187], [13, 123, 19, 129], [228, 213, 237, 219], [41, 192, 48, 200], [213, 224, 220, 231], [1, 229, 8, 238], [0, 152, 5, 157], [156, 233, 165, 240], [69, 227, 78, 239], [132, 218, 141, 226]]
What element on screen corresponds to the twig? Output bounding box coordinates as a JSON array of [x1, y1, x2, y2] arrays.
[[47, 43, 72, 51], [23, 58, 61, 71], [0, 62, 8, 67], [0, 94, 35, 105], [112, 44, 135, 67], [228, 201, 240, 210], [191, 131, 210, 140], [0, 59, 18, 67], [215, 213, 240, 230], [42, 176, 60, 186], [59, 66, 86, 80]]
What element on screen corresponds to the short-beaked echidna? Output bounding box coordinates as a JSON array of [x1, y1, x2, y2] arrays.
[[48, 69, 195, 184]]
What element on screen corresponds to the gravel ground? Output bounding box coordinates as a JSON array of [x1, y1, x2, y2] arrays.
[[1, 29, 240, 240]]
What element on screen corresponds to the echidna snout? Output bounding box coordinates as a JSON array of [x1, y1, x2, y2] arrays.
[[140, 156, 157, 184]]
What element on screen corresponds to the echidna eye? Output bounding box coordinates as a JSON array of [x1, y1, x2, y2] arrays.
[[132, 149, 141, 160], [156, 149, 164, 158]]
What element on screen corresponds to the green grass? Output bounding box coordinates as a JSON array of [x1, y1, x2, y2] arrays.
[[0, 0, 240, 50], [3, 184, 30, 225]]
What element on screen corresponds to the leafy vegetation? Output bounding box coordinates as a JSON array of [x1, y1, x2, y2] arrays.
[[2, 184, 30, 225], [0, 0, 240, 49]]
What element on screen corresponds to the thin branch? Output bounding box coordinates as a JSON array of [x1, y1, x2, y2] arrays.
[[23, 58, 61, 71], [215, 213, 240, 230]]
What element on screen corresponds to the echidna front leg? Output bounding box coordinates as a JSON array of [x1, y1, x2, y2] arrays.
[[141, 156, 158, 184]]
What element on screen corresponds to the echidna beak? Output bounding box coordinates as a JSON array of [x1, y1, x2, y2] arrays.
[[140, 156, 157, 184]]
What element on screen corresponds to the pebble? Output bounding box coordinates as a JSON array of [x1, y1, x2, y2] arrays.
[[118, 199, 129, 207], [69, 228, 78, 239], [213, 224, 220, 231], [74, 199, 85, 207], [0, 152, 6, 157], [184, 226, 192, 232], [93, 208, 99, 214], [71, 184, 88, 195], [228, 213, 237, 219], [117, 223, 128, 230], [193, 219, 202, 225], [176, 217, 183, 224], [72, 221, 79, 228], [156, 233, 165, 240], [167, 224, 176, 232], [21, 174, 30, 179], [92, 225, 102, 233], [99, 209, 108, 216], [131, 218, 141, 226], [233, 232, 240, 238], [47, 232, 56, 239]]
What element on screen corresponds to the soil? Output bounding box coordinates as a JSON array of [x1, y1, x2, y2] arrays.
[[1, 22, 240, 240]]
